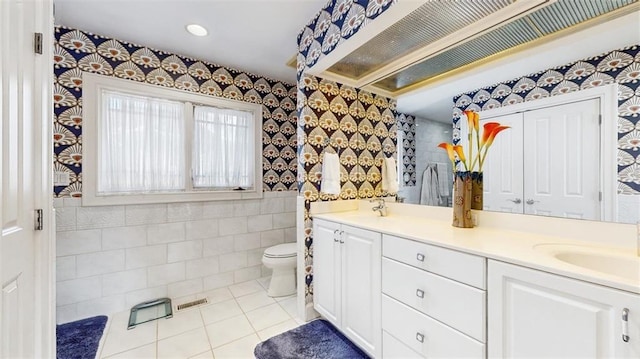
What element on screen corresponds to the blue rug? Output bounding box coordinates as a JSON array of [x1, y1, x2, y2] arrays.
[[56, 315, 107, 359], [254, 319, 369, 359]]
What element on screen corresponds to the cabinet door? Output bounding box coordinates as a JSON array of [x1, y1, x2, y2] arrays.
[[312, 219, 342, 327], [341, 225, 381, 357], [488, 260, 640, 358]]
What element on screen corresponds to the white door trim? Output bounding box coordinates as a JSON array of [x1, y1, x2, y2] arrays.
[[33, 1, 55, 356], [477, 84, 618, 222]]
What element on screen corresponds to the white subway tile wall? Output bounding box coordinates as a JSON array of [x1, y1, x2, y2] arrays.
[[55, 191, 297, 324]]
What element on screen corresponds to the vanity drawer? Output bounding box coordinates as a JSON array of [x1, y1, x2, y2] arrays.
[[383, 234, 486, 289], [382, 257, 486, 342], [383, 330, 423, 359], [382, 294, 485, 359]]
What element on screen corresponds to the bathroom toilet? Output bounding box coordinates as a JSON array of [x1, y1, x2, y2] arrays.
[[262, 243, 297, 297]]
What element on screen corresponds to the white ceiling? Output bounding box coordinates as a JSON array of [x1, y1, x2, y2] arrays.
[[53, 0, 328, 85], [53, 1, 639, 122]]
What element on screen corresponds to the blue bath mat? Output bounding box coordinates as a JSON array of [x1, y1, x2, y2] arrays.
[[56, 315, 107, 359], [254, 319, 369, 359]]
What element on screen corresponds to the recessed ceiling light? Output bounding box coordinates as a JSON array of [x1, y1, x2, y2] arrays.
[[186, 24, 208, 37]]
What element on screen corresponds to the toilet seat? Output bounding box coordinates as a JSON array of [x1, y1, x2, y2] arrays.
[[263, 243, 296, 258]]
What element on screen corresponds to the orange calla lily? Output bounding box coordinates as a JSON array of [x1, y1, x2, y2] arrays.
[[463, 110, 479, 132], [484, 125, 510, 148], [438, 111, 509, 174], [453, 145, 467, 167], [438, 142, 455, 162], [481, 122, 501, 146]]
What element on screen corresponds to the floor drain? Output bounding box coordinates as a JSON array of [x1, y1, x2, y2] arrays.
[[177, 298, 208, 311]]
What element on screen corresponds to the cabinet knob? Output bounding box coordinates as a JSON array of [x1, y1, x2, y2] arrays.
[[416, 253, 425, 262], [333, 229, 339, 242], [622, 308, 629, 342], [415, 332, 425, 343], [416, 289, 425, 299]]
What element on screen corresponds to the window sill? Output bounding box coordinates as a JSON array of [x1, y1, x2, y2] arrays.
[[81, 189, 263, 206]]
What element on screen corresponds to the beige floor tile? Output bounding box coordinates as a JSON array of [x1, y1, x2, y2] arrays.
[[189, 350, 214, 359], [236, 291, 276, 313], [200, 298, 243, 324], [245, 302, 291, 331], [100, 320, 157, 358], [212, 334, 261, 359], [102, 343, 156, 359], [201, 287, 234, 305], [157, 327, 211, 359], [277, 296, 298, 318], [158, 308, 204, 340], [257, 319, 299, 341], [205, 314, 255, 348], [257, 276, 271, 290], [228, 280, 264, 297]]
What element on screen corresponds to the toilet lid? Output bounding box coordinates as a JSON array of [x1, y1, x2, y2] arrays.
[[264, 243, 297, 258]]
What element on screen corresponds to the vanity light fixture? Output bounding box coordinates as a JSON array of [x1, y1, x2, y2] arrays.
[[186, 24, 208, 37]]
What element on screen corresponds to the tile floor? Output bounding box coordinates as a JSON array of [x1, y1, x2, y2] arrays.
[[97, 277, 304, 359]]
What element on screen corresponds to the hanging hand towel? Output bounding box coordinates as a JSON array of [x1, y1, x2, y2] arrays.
[[321, 152, 341, 195], [436, 162, 450, 197], [382, 157, 399, 193]]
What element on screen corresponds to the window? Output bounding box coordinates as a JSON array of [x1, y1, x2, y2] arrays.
[[83, 73, 262, 205]]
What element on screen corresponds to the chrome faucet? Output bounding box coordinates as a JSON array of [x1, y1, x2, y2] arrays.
[[370, 198, 387, 217]]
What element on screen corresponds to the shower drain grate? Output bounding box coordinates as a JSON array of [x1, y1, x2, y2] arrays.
[[177, 298, 208, 311]]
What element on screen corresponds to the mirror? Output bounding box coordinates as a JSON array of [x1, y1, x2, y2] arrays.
[[397, 80, 634, 224], [386, 8, 640, 225]]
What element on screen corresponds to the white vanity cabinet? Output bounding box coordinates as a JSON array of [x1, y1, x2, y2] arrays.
[[488, 260, 640, 358], [313, 218, 381, 357], [381, 235, 487, 358]]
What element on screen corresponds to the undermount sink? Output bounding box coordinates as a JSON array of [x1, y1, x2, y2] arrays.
[[534, 244, 640, 282]]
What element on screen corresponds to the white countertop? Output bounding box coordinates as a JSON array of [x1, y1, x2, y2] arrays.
[[312, 206, 640, 295]]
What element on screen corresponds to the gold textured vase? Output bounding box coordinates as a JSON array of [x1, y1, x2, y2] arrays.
[[452, 171, 473, 228], [471, 172, 483, 211]]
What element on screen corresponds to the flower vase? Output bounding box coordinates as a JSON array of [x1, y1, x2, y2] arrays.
[[471, 172, 483, 210], [452, 171, 473, 228]]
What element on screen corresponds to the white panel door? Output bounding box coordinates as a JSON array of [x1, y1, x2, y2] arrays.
[[481, 113, 524, 213], [341, 225, 381, 357], [488, 260, 640, 358], [1, 0, 52, 357], [312, 219, 342, 327], [524, 99, 601, 220]]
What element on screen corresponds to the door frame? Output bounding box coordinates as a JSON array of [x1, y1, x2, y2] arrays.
[[477, 84, 618, 222], [0, 0, 55, 356]]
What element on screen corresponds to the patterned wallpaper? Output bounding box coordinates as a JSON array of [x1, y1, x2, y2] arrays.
[[452, 45, 640, 195], [296, 0, 396, 72], [53, 26, 298, 197], [397, 113, 416, 186], [296, 0, 399, 317]]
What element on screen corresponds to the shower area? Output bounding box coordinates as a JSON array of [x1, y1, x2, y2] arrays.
[[397, 117, 453, 207]]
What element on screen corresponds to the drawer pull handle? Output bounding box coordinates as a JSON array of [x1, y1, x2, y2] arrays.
[[622, 308, 629, 342], [333, 229, 339, 242], [339, 230, 345, 244], [416, 332, 425, 343], [416, 253, 425, 262], [416, 289, 425, 298]]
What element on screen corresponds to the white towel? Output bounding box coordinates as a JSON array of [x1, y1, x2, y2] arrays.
[[420, 167, 439, 206], [436, 162, 450, 197], [382, 157, 399, 193], [321, 152, 341, 195]]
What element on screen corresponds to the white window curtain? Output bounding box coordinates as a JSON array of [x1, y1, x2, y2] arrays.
[[192, 106, 254, 189], [98, 90, 185, 194]]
